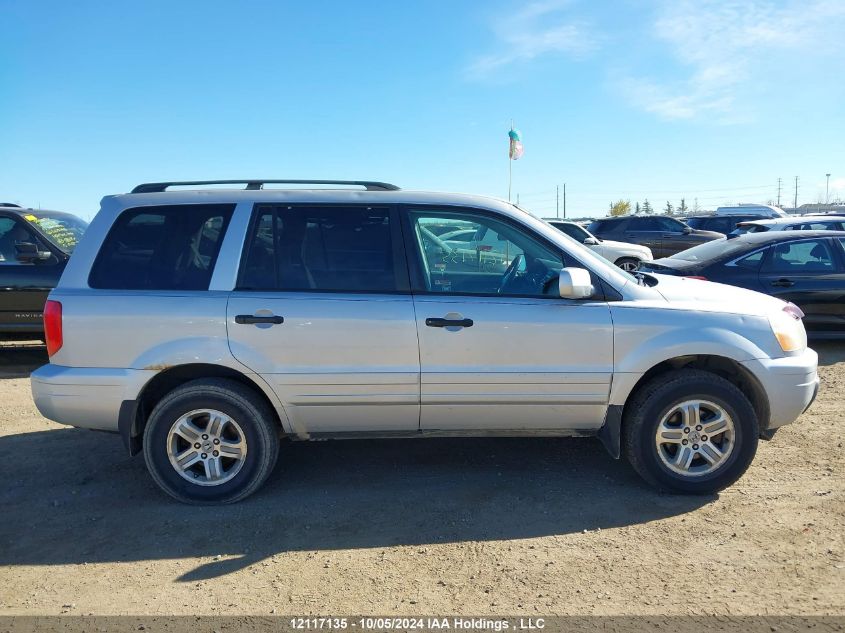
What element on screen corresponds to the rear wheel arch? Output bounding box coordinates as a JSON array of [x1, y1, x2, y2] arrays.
[[614, 256, 642, 271], [121, 364, 287, 455]]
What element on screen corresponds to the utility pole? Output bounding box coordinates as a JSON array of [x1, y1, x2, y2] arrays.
[[556, 185, 559, 218], [516, 193, 520, 205], [826, 173, 831, 203], [563, 183, 567, 219], [777, 178, 782, 206], [794, 176, 799, 210]]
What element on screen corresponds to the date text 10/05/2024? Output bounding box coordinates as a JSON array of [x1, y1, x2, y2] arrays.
[[289, 617, 546, 631]]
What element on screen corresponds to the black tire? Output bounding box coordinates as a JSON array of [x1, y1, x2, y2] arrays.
[[622, 369, 759, 494], [142, 378, 279, 504], [615, 257, 641, 272]]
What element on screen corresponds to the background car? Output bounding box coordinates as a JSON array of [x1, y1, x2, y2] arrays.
[[638, 231, 845, 338], [685, 213, 769, 236], [544, 219, 652, 271], [0, 204, 88, 339], [713, 204, 787, 218], [732, 215, 845, 236], [586, 215, 724, 258]]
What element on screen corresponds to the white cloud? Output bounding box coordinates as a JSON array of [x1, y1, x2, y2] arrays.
[[467, 0, 596, 77], [623, 0, 845, 122]]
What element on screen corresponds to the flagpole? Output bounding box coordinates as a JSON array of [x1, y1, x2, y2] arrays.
[[508, 156, 512, 202], [508, 119, 513, 202]]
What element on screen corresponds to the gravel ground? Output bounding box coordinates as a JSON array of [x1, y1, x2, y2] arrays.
[[0, 341, 842, 616]]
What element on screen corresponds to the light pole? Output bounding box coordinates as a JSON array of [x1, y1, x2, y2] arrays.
[[826, 173, 831, 204]]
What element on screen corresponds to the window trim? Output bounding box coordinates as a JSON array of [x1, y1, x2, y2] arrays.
[[398, 204, 609, 301], [234, 203, 411, 295]]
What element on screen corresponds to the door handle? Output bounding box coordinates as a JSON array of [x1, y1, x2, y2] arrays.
[[771, 279, 794, 288], [234, 314, 284, 325], [425, 317, 474, 328]]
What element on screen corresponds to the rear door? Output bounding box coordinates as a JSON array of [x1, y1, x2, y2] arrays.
[[624, 217, 665, 255], [227, 204, 420, 434], [653, 216, 695, 256], [402, 206, 613, 432], [758, 237, 845, 333], [0, 214, 65, 332]]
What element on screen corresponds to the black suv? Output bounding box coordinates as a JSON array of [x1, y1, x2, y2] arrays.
[[0, 204, 88, 339], [685, 214, 768, 236], [587, 215, 724, 258]]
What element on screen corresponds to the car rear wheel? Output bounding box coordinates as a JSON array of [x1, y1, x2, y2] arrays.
[[142, 378, 279, 504], [622, 369, 758, 494], [615, 257, 641, 272]]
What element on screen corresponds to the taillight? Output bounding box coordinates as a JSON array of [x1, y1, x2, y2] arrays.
[[44, 300, 63, 357], [684, 275, 708, 280]]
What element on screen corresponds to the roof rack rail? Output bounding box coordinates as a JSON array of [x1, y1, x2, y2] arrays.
[[130, 180, 401, 194], [0, 202, 22, 208]]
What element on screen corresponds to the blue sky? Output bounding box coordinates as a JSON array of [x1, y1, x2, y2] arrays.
[[1, 0, 843, 219]]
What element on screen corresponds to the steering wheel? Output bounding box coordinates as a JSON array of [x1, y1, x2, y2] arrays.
[[498, 254, 524, 293]]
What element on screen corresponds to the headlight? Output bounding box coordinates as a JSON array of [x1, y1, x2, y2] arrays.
[[769, 303, 807, 352]]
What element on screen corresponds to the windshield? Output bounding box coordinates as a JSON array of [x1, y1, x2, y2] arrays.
[[670, 236, 749, 262], [517, 207, 639, 286], [22, 212, 88, 253], [552, 222, 591, 241]]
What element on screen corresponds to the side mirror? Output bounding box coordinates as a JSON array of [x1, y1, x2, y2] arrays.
[[558, 267, 594, 299], [583, 237, 599, 245], [682, 226, 693, 234], [15, 242, 52, 263]]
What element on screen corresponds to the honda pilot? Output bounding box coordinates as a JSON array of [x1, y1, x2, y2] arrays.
[[31, 180, 819, 504]]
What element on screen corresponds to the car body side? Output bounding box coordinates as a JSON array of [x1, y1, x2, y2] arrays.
[[32, 190, 818, 455]]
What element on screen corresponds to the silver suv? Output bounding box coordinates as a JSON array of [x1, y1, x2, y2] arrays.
[[31, 180, 820, 504]]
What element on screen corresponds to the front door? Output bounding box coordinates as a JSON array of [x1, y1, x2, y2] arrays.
[[227, 204, 420, 435], [403, 207, 614, 432], [758, 237, 845, 334], [624, 217, 666, 257], [0, 215, 64, 332]]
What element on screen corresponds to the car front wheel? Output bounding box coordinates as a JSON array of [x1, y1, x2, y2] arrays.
[[142, 378, 279, 504], [622, 369, 759, 494]]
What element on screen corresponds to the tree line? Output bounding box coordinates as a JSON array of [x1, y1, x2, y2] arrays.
[[609, 198, 700, 217]]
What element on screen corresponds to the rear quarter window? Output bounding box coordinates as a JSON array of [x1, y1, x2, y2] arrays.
[[89, 204, 235, 290]]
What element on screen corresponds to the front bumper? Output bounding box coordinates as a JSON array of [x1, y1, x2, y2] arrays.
[[741, 347, 820, 429], [31, 364, 154, 432]]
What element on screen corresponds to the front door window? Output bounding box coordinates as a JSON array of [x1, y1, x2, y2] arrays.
[[408, 210, 565, 297]]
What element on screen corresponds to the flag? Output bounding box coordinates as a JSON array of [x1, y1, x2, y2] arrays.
[[508, 128, 524, 160]]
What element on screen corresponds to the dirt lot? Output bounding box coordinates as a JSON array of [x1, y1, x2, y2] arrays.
[[0, 341, 843, 616]]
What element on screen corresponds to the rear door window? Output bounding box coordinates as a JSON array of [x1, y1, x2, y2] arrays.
[[238, 205, 403, 293], [703, 217, 733, 234], [587, 219, 622, 234], [89, 204, 234, 290], [762, 239, 835, 273]]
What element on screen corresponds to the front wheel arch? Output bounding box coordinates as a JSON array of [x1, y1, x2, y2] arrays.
[[620, 355, 770, 435]]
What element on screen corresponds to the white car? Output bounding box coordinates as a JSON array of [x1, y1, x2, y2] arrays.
[[732, 215, 845, 236], [545, 219, 652, 271], [31, 179, 818, 503]]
